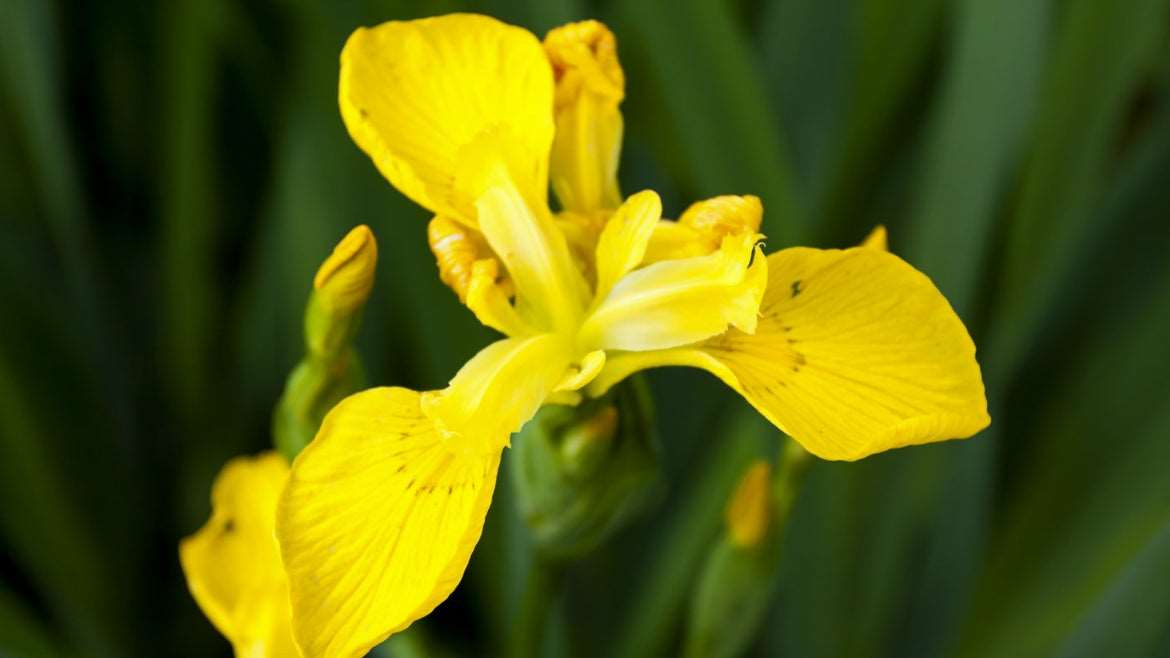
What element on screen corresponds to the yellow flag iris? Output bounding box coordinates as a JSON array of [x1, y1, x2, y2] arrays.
[[277, 13, 989, 657]]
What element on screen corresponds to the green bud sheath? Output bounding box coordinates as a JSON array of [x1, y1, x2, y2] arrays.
[[685, 441, 811, 658], [511, 375, 660, 558]]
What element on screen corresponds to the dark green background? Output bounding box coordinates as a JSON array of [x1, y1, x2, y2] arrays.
[[2, 0, 1170, 656]]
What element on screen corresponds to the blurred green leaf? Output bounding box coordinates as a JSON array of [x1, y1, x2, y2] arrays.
[[0, 584, 65, 658], [0, 356, 123, 657], [613, 0, 802, 244], [989, 0, 1170, 374], [613, 408, 772, 658], [815, 0, 946, 243]]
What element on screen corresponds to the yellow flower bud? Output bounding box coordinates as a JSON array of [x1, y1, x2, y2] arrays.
[[313, 224, 377, 315], [724, 460, 773, 548], [544, 20, 625, 213]]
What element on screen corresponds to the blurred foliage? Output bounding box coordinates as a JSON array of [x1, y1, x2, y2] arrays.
[[1, 0, 1169, 656]]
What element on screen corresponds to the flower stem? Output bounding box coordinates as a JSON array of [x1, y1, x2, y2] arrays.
[[510, 557, 565, 658]]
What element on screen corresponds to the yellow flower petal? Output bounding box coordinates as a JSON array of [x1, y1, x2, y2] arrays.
[[588, 248, 989, 460], [339, 14, 554, 223], [465, 258, 537, 337], [593, 190, 662, 301], [180, 452, 298, 658], [555, 349, 607, 392], [463, 148, 590, 332], [544, 20, 625, 213], [421, 334, 574, 452], [706, 247, 989, 459], [643, 195, 763, 263], [579, 232, 767, 352], [277, 388, 502, 658]]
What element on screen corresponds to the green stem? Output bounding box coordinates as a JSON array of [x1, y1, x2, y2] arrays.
[[510, 558, 565, 658]]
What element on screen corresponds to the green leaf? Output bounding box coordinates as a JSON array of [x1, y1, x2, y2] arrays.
[[612, 0, 802, 244], [815, 0, 946, 243], [989, 0, 1170, 375]]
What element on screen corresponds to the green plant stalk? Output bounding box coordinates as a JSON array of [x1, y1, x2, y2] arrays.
[[510, 557, 567, 658]]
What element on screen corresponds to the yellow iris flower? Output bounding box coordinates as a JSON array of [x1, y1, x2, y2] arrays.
[[276, 13, 989, 657]]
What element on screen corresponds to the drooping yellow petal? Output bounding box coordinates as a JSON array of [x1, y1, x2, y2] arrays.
[[278, 388, 501, 658], [544, 20, 625, 213], [339, 14, 554, 224], [579, 232, 767, 352], [421, 334, 575, 453], [593, 190, 662, 301], [460, 144, 590, 332], [180, 453, 299, 658], [589, 248, 989, 460]]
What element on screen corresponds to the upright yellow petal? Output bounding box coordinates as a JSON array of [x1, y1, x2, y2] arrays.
[[579, 232, 767, 352], [180, 453, 299, 658], [704, 247, 989, 460], [544, 20, 625, 213], [278, 388, 501, 658], [421, 334, 575, 452], [461, 146, 590, 331], [339, 14, 554, 223], [592, 190, 662, 301]]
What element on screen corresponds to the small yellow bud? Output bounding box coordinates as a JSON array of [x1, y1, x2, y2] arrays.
[[861, 224, 889, 251], [314, 224, 377, 315], [725, 460, 773, 548]]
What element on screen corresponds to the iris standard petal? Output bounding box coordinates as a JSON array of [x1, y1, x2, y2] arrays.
[[545, 20, 626, 213]]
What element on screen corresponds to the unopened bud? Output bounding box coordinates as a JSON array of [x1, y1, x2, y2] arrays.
[[314, 224, 377, 315], [724, 461, 773, 548], [512, 376, 659, 558], [685, 441, 812, 658], [277, 226, 377, 460]]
